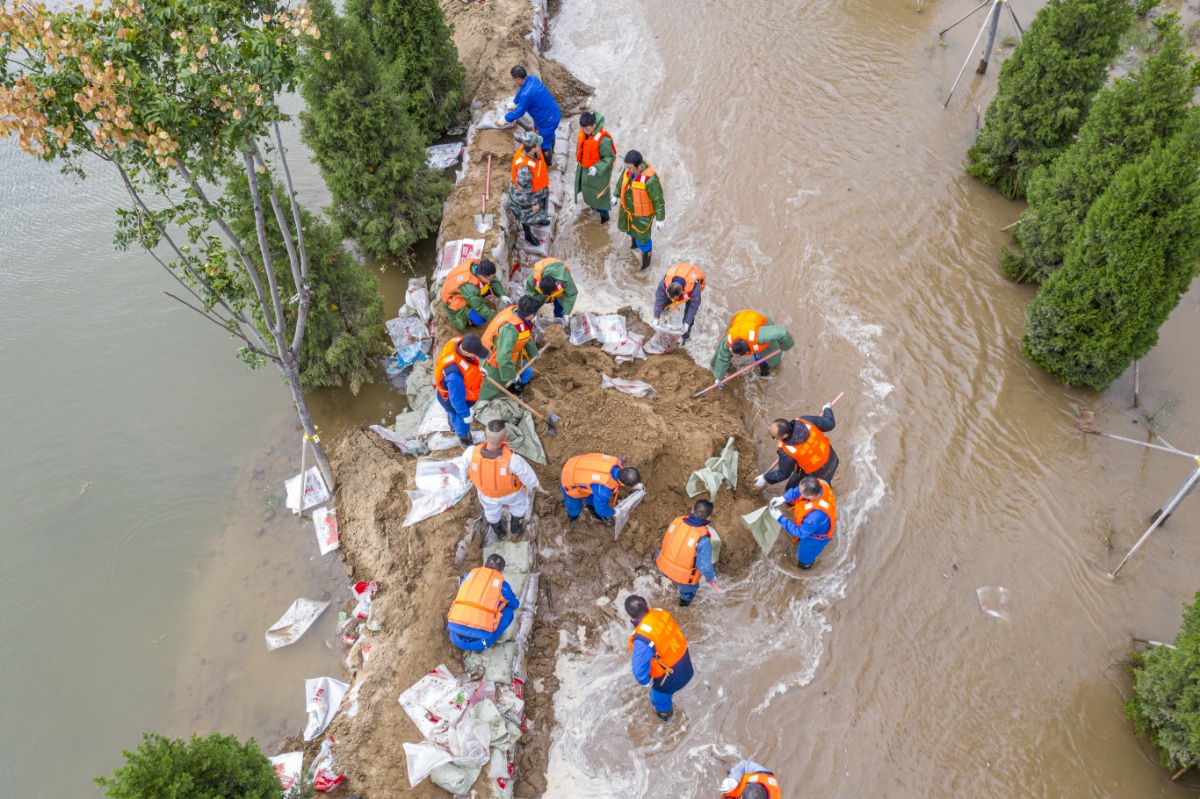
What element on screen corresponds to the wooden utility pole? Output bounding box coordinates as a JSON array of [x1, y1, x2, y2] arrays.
[[977, 0, 1004, 74]]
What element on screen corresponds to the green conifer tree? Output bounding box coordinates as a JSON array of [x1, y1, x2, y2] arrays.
[[967, 0, 1133, 199], [96, 732, 278, 799], [1022, 114, 1200, 390], [299, 0, 451, 262], [346, 0, 467, 139], [1004, 15, 1198, 282]]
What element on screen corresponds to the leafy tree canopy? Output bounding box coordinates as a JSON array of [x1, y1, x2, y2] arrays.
[[95, 732, 278, 799]]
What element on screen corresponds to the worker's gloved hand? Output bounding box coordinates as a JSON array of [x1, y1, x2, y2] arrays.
[[463, 412, 473, 424], [587, 166, 597, 176], [499, 295, 512, 307], [753, 474, 768, 489], [681, 324, 692, 344], [654, 220, 664, 232], [768, 505, 785, 523], [822, 403, 832, 413], [505, 99, 518, 111], [720, 779, 739, 794], [769, 496, 786, 509]]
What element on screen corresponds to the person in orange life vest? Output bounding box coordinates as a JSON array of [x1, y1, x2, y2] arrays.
[[446, 553, 521, 652], [753, 404, 839, 490], [574, 111, 616, 224], [441, 258, 509, 331], [524, 257, 578, 319], [479, 296, 541, 401], [655, 499, 720, 607], [710, 310, 794, 381], [652, 263, 705, 344], [559, 453, 641, 527], [509, 131, 551, 246], [613, 150, 664, 271], [454, 420, 541, 541], [768, 475, 836, 570], [719, 760, 781, 799], [504, 66, 561, 160], [433, 334, 490, 447], [625, 594, 694, 721]]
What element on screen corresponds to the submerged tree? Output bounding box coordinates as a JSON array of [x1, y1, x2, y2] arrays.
[[0, 0, 337, 486], [967, 0, 1132, 199], [299, 0, 450, 261], [1022, 115, 1200, 390], [1005, 15, 1198, 282], [95, 732, 277, 799]]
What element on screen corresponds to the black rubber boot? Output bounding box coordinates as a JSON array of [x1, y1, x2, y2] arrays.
[[798, 560, 814, 571], [640, 249, 652, 271], [655, 707, 674, 722], [510, 381, 526, 398], [629, 236, 638, 250], [587, 505, 614, 526], [678, 596, 693, 607], [568, 514, 578, 528], [758, 361, 771, 377], [458, 434, 473, 448], [490, 519, 507, 540], [509, 517, 525, 540], [523, 224, 541, 246], [599, 210, 610, 224]]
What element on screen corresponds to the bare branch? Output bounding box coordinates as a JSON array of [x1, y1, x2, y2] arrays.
[[251, 144, 307, 358], [241, 153, 290, 346], [163, 292, 279, 364], [273, 119, 311, 354]]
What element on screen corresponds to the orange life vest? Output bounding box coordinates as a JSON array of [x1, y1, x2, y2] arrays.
[[447, 567, 508, 632], [441, 259, 491, 312], [532, 258, 568, 299], [725, 310, 770, 355], [626, 608, 688, 680], [792, 479, 837, 542], [561, 453, 622, 499], [722, 772, 782, 799], [619, 165, 659, 218], [433, 337, 484, 402], [482, 306, 532, 369], [511, 146, 549, 193], [655, 516, 710, 585], [778, 419, 831, 473], [663, 263, 706, 310], [468, 444, 523, 498], [576, 127, 615, 169]]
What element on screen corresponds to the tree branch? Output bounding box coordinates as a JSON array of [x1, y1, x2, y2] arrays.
[[273, 119, 311, 354], [241, 152, 290, 350], [163, 292, 278, 364]]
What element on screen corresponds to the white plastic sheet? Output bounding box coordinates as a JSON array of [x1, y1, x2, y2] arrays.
[[398, 664, 468, 738], [417, 400, 452, 437], [613, 485, 646, 538], [425, 142, 464, 170], [369, 424, 428, 456], [386, 315, 431, 351], [303, 677, 350, 741], [403, 741, 454, 788], [269, 751, 302, 791], [266, 598, 330, 651], [601, 374, 657, 398], [286, 467, 330, 513], [427, 430, 485, 452], [313, 507, 339, 555], [404, 276, 432, 322], [977, 586, 1011, 621]]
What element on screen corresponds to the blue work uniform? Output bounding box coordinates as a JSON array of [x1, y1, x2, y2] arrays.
[[776, 486, 833, 566], [435, 362, 477, 438], [653, 278, 703, 327], [560, 464, 621, 520], [504, 75, 562, 152], [630, 632, 694, 713], [655, 514, 716, 601], [446, 577, 520, 652]]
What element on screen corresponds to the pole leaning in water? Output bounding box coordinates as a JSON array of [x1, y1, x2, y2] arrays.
[[977, 0, 1004, 74], [692, 346, 780, 398], [943, 0, 1001, 107], [1111, 466, 1200, 578]]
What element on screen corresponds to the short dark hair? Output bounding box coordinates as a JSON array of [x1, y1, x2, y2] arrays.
[[579, 111, 596, 127], [510, 66, 527, 79], [799, 475, 822, 497], [692, 499, 714, 520], [537, 275, 558, 295], [625, 594, 649, 619], [459, 334, 489, 360], [484, 553, 506, 571], [666, 281, 684, 300], [769, 418, 792, 439], [730, 340, 750, 356], [475, 258, 496, 277], [517, 295, 542, 318], [486, 419, 506, 434], [623, 150, 643, 166], [741, 785, 768, 799], [617, 466, 641, 487]]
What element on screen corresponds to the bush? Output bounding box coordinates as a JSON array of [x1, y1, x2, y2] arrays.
[[967, 0, 1133, 199], [95, 732, 278, 799], [1127, 589, 1200, 770]]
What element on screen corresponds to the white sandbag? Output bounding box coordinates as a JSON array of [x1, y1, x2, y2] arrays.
[[313, 506, 339, 555], [266, 598, 331, 651], [601, 331, 646, 361], [403, 741, 454, 787], [645, 306, 686, 355], [425, 142, 464, 170], [416, 401, 452, 437], [286, 466, 330, 513], [447, 716, 491, 767], [269, 751, 303, 791], [474, 105, 512, 131], [385, 315, 431, 351], [569, 312, 627, 346], [685, 436, 740, 498], [741, 505, 782, 555], [351, 581, 377, 620], [406, 458, 472, 526], [613, 484, 646, 538], [431, 762, 482, 795], [405, 277, 432, 322], [303, 677, 350, 741], [369, 424, 428, 456], [308, 736, 345, 792], [601, 374, 657, 398], [427, 430, 486, 452], [436, 238, 487, 286], [399, 664, 468, 738]]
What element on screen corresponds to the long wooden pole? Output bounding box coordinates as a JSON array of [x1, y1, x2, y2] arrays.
[[693, 346, 780, 398], [976, 0, 1003, 74], [1111, 467, 1200, 578], [1081, 429, 1200, 461], [944, 2, 995, 108], [939, 0, 990, 37]]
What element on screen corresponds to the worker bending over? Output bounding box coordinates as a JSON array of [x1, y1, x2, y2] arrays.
[[656, 499, 720, 606], [480, 296, 541, 401], [446, 554, 520, 652], [456, 421, 540, 541], [441, 258, 508, 330], [720, 760, 781, 799], [653, 262, 705, 344], [625, 594, 693, 721], [510, 131, 551, 246], [754, 403, 839, 489], [614, 150, 664, 271], [433, 334, 490, 447], [559, 453, 641, 526], [574, 111, 616, 224], [769, 475, 837, 570], [524, 257, 578, 320], [505, 66, 561, 161], [710, 310, 794, 382]]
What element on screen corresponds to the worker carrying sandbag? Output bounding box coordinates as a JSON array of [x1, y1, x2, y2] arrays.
[[614, 150, 664, 271], [479, 296, 541, 401], [559, 453, 641, 527], [655, 499, 720, 606], [653, 263, 705, 344], [754, 404, 839, 490], [455, 420, 540, 541], [524, 257, 578, 320], [720, 760, 782, 799], [504, 65, 561, 160], [446, 554, 520, 652], [625, 594, 693, 722], [441, 258, 509, 330], [574, 111, 616, 224], [711, 310, 794, 381], [768, 475, 837, 570], [510, 131, 551, 246], [433, 334, 490, 448]]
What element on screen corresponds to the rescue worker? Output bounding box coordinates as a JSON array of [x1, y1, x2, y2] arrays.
[[625, 594, 693, 721], [504, 66, 562, 160], [440, 258, 509, 330], [510, 131, 551, 246], [613, 150, 664, 271], [768, 475, 836, 570], [710, 310, 794, 382], [655, 499, 721, 606], [455, 420, 540, 541], [479, 296, 541, 401], [446, 553, 520, 652], [432, 333, 491, 447], [574, 111, 616, 224], [652, 262, 705, 344], [719, 760, 781, 799], [524, 257, 578, 320], [559, 453, 641, 526], [753, 403, 839, 490]]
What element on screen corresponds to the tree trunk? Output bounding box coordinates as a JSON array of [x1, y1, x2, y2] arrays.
[[281, 349, 335, 491]]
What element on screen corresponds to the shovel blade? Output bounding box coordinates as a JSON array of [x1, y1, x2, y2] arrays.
[[473, 214, 494, 233], [545, 413, 562, 436]]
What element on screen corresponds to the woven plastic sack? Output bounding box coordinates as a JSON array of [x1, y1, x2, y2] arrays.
[[386, 315, 430, 351], [403, 741, 454, 787], [613, 485, 646, 538], [303, 677, 350, 741], [265, 598, 330, 651]]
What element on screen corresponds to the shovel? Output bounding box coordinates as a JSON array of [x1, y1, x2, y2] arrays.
[[473, 154, 495, 233], [483, 373, 562, 436], [692, 345, 780, 398]]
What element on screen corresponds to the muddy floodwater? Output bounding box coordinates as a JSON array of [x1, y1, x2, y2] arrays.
[[3, 0, 1200, 797]]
